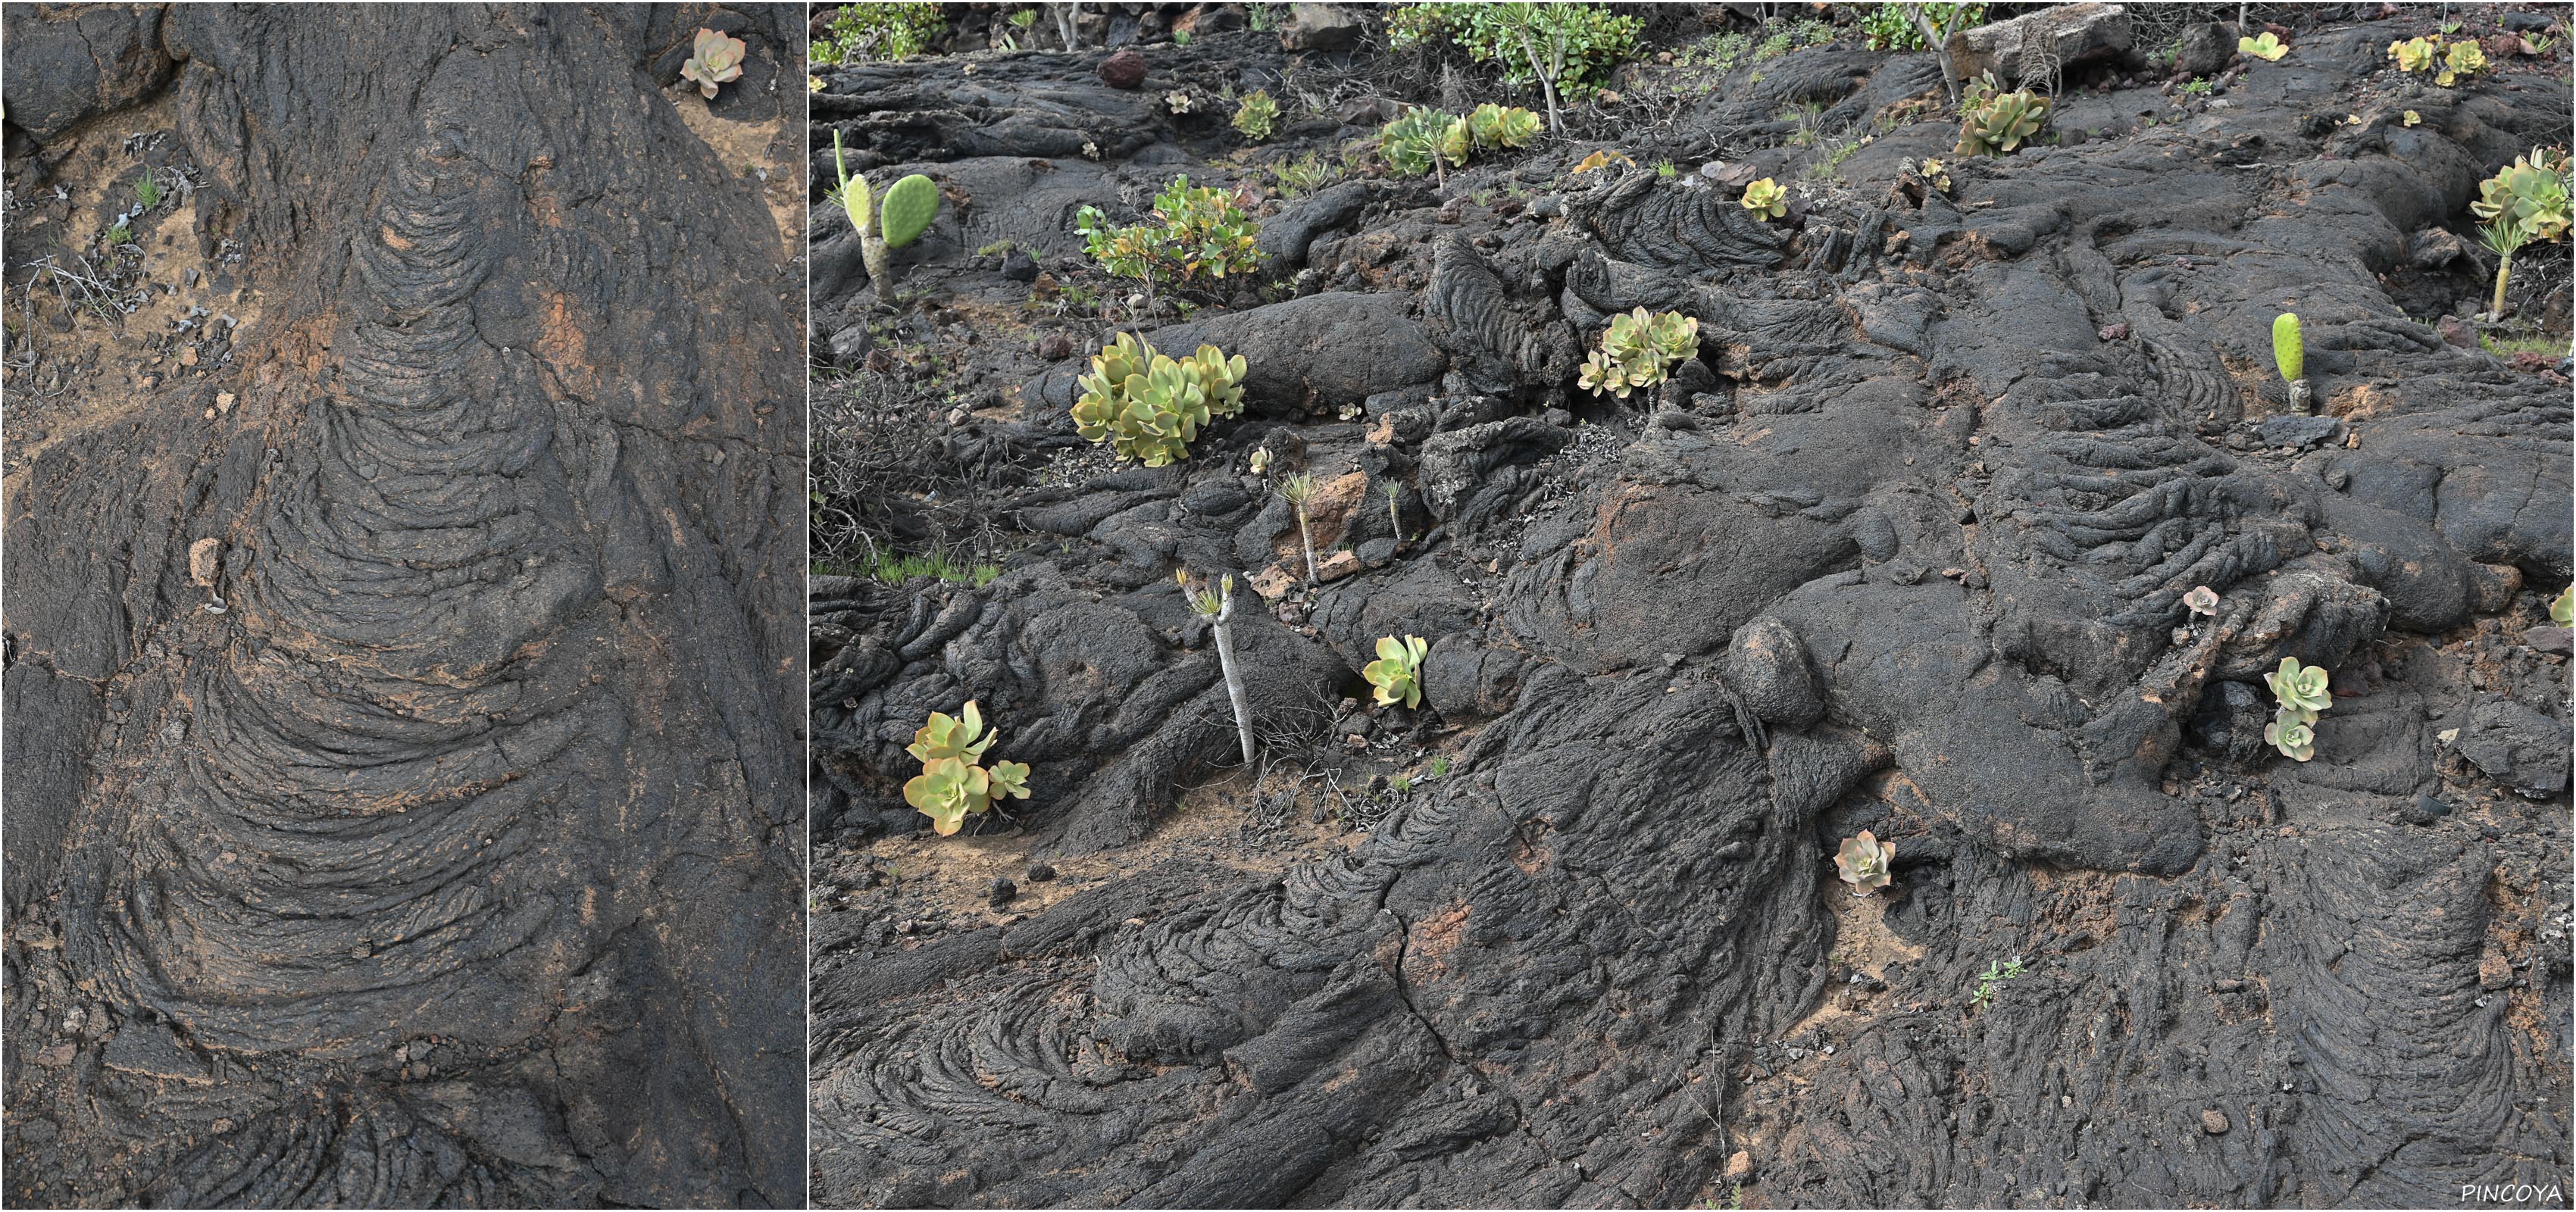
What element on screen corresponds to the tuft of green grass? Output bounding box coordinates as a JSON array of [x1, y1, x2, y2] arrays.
[[134, 173, 162, 209], [104, 224, 133, 246], [2481, 332, 2568, 359], [821, 551, 1002, 587], [1272, 152, 1340, 198]]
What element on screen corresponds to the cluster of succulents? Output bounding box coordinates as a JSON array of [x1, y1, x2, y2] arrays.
[[2262, 656, 2331, 762], [1953, 70, 2049, 158], [827, 131, 942, 298], [682, 27, 747, 98], [1577, 307, 1701, 399], [2388, 33, 2488, 85], [1070, 333, 1249, 466], [2237, 30, 2288, 61], [902, 701, 1033, 836], [1835, 831, 1895, 896], [1362, 635, 1429, 709], [1377, 103, 1542, 180], [1074, 174, 1265, 298], [1232, 89, 1280, 140], [1740, 176, 1788, 218], [2469, 147, 2572, 317]]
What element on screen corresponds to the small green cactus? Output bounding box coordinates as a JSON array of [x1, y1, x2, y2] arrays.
[[1740, 177, 1788, 219], [1233, 89, 1280, 141], [1578, 307, 1700, 400], [879, 173, 941, 249], [681, 27, 747, 98], [2272, 313, 2303, 383], [1362, 635, 1429, 710], [2265, 657, 2331, 722], [828, 131, 944, 298], [1070, 333, 1249, 467], [1955, 71, 2050, 158], [1835, 831, 1895, 897], [901, 701, 1033, 835]]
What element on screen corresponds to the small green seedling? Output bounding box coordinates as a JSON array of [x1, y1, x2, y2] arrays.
[[1740, 176, 1788, 219], [682, 27, 747, 98], [1363, 635, 1429, 710], [1382, 479, 1403, 544], [827, 130, 942, 301], [1967, 957, 2028, 1011], [1835, 831, 1895, 897], [902, 701, 1033, 835]]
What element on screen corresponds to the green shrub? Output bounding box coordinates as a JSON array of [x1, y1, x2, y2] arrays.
[[1577, 307, 1699, 399], [1074, 175, 1265, 303], [1363, 635, 1430, 709], [1954, 70, 2049, 157], [1070, 333, 1249, 466], [816, 2, 945, 64], [1233, 89, 1280, 141], [1860, 2, 1984, 50], [1383, 2, 1641, 102], [902, 701, 1033, 835]]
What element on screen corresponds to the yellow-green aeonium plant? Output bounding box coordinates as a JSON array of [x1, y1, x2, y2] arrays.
[[1362, 635, 1430, 710], [901, 701, 1034, 835], [2261, 657, 2331, 762], [1836, 830, 1896, 897]]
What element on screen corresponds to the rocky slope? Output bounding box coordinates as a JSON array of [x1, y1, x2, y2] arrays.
[[810, 4, 2572, 1206]]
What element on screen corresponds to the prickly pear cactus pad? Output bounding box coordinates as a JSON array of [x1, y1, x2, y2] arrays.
[[877, 172, 941, 248], [807, 6, 2572, 1210], [2, 5, 808, 1205]]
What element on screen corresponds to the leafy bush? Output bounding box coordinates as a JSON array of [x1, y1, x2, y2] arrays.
[[1860, 2, 1984, 51], [1071, 333, 1249, 466], [1363, 635, 1430, 709], [902, 701, 1033, 835], [1954, 70, 2049, 157], [1740, 176, 1787, 218], [1577, 307, 1699, 399], [1835, 831, 1895, 896], [817, 2, 945, 64], [1075, 175, 1265, 301], [1384, 2, 1642, 102], [1233, 89, 1280, 141]]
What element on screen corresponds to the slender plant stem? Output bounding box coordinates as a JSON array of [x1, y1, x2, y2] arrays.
[[1296, 504, 1318, 585], [1210, 593, 1256, 766]]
